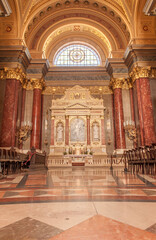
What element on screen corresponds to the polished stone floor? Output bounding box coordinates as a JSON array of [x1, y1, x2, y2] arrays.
[[0, 167, 156, 239]]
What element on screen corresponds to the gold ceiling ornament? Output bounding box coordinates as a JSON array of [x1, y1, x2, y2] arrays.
[[31, 78, 46, 90], [110, 77, 125, 90], [129, 66, 151, 83], [0, 67, 26, 84], [42, 86, 66, 95]]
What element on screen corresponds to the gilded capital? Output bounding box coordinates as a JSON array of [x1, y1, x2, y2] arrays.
[[31, 78, 45, 90], [110, 78, 125, 90], [0, 67, 26, 85], [129, 66, 151, 83]]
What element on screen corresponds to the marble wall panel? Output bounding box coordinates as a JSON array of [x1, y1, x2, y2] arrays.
[[42, 95, 52, 153], [0, 79, 6, 134], [122, 89, 133, 149], [103, 94, 114, 155], [150, 78, 156, 132], [23, 90, 33, 150]]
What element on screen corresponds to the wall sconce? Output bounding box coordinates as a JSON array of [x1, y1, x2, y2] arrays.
[[123, 120, 137, 142], [17, 121, 32, 144]]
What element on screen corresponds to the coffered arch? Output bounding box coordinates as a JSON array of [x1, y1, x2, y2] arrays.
[[23, 2, 131, 59]]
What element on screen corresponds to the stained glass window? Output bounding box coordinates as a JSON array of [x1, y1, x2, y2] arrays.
[[54, 44, 100, 66]]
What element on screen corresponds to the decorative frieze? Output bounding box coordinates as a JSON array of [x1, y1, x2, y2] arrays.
[[42, 85, 112, 95]]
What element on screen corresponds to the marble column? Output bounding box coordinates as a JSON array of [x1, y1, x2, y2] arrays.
[[112, 78, 126, 150], [31, 88, 42, 149], [0, 79, 20, 147], [65, 116, 69, 146], [50, 117, 55, 145], [136, 79, 145, 146], [87, 116, 90, 145], [129, 88, 135, 122], [19, 87, 26, 149], [101, 116, 105, 145], [139, 77, 155, 145]]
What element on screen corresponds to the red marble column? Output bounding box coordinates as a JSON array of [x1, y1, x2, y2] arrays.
[[31, 88, 42, 149], [50, 117, 55, 145], [129, 88, 135, 122], [140, 77, 155, 145], [101, 117, 105, 145], [40, 94, 44, 149], [19, 88, 26, 149], [0, 79, 20, 147], [136, 79, 145, 146], [114, 88, 126, 149], [65, 116, 69, 145], [87, 116, 90, 145]]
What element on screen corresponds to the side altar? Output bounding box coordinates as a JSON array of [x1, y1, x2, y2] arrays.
[[47, 85, 106, 168]]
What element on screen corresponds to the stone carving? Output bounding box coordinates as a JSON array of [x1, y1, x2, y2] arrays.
[[93, 122, 99, 141], [56, 122, 64, 142], [70, 118, 85, 142]]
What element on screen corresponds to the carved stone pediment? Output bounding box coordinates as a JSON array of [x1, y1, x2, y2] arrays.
[[51, 85, 104, 110], [66, 103, 90, 109]]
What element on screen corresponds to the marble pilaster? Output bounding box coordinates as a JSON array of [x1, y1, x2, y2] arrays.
[[50, 117, 55, 145], [140, 77, 155, 145], [31, 88, 42, 149], [101, 117, 105, 145], [65, 116, 69, 146], [0, 79, 20, 147], [87, 116, 90, 145]]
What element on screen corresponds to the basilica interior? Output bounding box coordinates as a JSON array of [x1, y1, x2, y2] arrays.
[[0, 0, 156, 239]]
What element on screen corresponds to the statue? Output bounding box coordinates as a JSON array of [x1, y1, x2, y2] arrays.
[[93, 123, 99, 140], [56, 123, 63, 141]]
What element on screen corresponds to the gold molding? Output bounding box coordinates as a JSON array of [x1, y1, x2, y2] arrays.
[[31, 78, 45, 90], [0, 67, 26, 85], [129, 66, 151, 83], [42, 86, 113, 95], [110, 77, 125, 90]]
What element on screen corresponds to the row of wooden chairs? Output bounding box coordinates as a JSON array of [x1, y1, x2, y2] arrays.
[[0, 147, 28, 175], [124, 143, 156, 174]]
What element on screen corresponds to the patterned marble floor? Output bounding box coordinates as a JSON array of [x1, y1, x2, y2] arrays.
[[0, 167, 156, 239]]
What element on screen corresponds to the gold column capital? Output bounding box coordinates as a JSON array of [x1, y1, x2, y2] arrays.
[[110, 78, 125, 90], [31, 78, 45, 90], [129, 66, 151, 83], [0, 67, 26, 85], [86, 115, 90, 120]]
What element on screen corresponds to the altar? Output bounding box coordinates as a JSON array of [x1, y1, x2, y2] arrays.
[[47, 85, 106, 168]]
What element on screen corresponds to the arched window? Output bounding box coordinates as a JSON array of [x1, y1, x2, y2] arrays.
[[54, 44, 100, 66]]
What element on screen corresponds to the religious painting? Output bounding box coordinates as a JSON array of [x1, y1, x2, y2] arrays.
[[56, 122, 64, 142], [70, 118, 85, 142]]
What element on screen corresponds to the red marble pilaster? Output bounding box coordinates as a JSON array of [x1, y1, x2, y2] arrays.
[[31, 88, 42, 149], [140, 77, 155, 145], [50, 117, 55, 145], [129, 88, 135, 122], [40, 94, 44, 149], [101, 117, 105, 145], [87, 116, 90, 145], [114, 88, 126, 149], [19, 88, 26, 149], [65, 116, 69, 145], [136, 79, 145, 146], [0, 79, 20, 147]]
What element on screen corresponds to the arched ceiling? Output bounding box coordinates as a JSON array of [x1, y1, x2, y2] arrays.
[[0, 0, 155, 64]]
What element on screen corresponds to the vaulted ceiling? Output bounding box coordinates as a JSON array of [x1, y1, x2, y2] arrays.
[[0, 0, 155, 64]]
